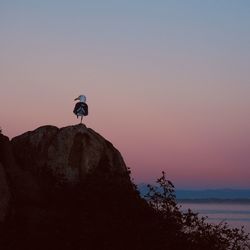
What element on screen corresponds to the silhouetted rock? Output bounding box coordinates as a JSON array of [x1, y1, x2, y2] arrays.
[[0, 132, 42, 205], [1, 125, 153, 250], [11, 124, 130, 189], [0, 162, 10, 223]]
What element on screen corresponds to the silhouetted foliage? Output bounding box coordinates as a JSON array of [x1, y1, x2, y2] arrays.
[[145, 171, 250, 250]]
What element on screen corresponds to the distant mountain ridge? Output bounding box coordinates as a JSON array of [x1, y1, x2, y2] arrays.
[[138, 184, 250, 200], [175, 189, 250, 200]]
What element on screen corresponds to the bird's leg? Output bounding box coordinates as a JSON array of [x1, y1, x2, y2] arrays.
[[81, 116, 83, 124]]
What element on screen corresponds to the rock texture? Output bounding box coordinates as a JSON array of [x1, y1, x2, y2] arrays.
[[0, 134, 12, 225], [11, 124, 130, 189], [0, 133, 43, 205], [0, 162, 10, 223]]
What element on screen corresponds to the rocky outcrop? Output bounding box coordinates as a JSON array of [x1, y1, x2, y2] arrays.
[[0, 125, 151, 250], [0, 124, 133, 221], [0, 133, 42, 205], [0, 162, 10, 223], [11, 124, 130, 190], [0, 134, 12, 225]]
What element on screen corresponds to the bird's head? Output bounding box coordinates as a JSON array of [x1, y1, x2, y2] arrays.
[[74, 95, 86, 102]]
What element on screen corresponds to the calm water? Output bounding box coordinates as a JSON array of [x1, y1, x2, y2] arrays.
[[179, 202, 250, 234]]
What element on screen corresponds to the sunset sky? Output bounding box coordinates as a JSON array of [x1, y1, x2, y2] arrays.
[[1, 1, 250, 188]]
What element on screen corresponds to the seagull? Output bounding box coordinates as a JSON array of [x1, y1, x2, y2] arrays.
[[73, 95, 88, 124]]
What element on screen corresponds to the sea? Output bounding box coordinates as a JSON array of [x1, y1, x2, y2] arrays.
[[138, 185, 250, 234], [179, 202, 250, 234]]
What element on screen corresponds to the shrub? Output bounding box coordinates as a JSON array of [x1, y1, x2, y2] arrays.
[[145, 171, 250, 250]]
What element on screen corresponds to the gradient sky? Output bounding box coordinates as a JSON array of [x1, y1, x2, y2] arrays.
[[1, 1, 250, 188]]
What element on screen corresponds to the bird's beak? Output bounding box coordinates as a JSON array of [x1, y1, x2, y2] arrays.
[[74, 97, 79, 101]]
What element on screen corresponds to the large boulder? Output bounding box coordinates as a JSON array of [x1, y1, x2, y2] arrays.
[[11, 124, 130, 190], [0, 125, 156, 250], [0, 133, 42, 205]]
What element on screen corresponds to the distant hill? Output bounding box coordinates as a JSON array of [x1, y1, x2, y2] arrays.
[[138, 184, 250, 201], [175, 189, 250, 200]]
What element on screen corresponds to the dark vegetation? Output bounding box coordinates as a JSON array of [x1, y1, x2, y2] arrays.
[[1, 171, 249, 250], [144, 172, 250, 250]]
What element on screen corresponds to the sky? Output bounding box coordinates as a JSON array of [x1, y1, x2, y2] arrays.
[[1, 0, 250, 188]]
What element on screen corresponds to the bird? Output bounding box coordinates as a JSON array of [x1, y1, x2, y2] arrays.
[[73, 95, 88, 124]]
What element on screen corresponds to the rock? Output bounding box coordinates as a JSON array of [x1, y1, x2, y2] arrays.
[[0, 162, 10, 223], [11, 124, 130, 189], [0, 134, 12, 225], [0, 133, 42, 205], [1, 125, 146, 250]]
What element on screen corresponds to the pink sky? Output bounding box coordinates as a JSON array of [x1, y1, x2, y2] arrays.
[[1, 1, 250, 188]]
